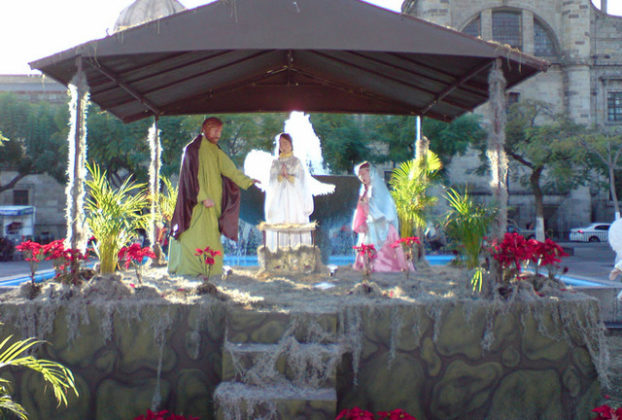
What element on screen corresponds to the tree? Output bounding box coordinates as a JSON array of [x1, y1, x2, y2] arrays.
[[422, 113, 487, 169], [474, 100, 584, 241], [575, 130, 622, 219], [309, 114, 374, 173], [0, 93, 68, 193], [216, 113, 288, 166], [361, 114, 485, 171], [86, 105, 152, 186]]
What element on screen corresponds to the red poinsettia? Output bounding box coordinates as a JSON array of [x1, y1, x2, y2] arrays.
[[353, 243, 377, 280], [133, 409, 198, 420], [336, 407, 376, 420], [194, 246, 222, 281], [391, 237, 420, 248], [592, 403, 622, 419], [488, 233, 569, 283], [16, 240, 44, 286], [336, 407, 417, 420], [377, 408, 417, 420], [118, 243, 156, 284], [531, 238, 569, 267]]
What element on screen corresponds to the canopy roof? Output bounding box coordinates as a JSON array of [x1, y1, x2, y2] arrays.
[[30, 0, 548, 123]]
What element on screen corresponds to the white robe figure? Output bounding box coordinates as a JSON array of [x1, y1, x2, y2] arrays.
[[264, 152, 314, 250]]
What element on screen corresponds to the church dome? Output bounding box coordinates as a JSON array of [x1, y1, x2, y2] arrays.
[[113, 0, 187, 33]]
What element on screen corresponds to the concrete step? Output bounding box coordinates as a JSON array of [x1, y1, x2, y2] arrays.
[[222, 341, 341, 388], [214, 382, 337, 420], [225, 309, 337, 344]]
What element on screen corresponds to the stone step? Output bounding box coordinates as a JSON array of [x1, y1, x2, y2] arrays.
[[226, 309, 337, 344], [214, 382, 336, 420], [222, 341, 341, 388]]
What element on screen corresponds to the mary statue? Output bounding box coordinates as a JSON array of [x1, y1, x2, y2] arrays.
[[263, 133, 314, 250]]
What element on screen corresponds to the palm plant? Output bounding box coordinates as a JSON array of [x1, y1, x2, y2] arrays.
[[85, 163, 150, 274], [389, 152, 442, 238], [0, 333, 78, 419], [443, 188, 496, 292], [158, 175, 177, 224]]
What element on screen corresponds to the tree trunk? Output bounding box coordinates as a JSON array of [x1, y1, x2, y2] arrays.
[[0, 172, 28, 194], [609, 165, 620, 220], [530, 167, 545, 241]]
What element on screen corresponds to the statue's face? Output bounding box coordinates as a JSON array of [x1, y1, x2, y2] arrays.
[[279, 136, 292, 154], [358, 167, 371, 185], [203, 124, 223, 144]]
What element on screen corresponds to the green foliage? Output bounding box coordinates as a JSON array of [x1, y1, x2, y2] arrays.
[[443, 188, 496, 291], [309, 114, 374, 173], [0, 332, 78, 419], [389, 152, 442, 237], [216, 113, 288, 165], [422, 114, 486, 169], [0, 93, 68, 192], [473, 100, 585, 192], [158, 175, 178, 224], [85, 163, 150, 274], [86, 105, 152, 185]]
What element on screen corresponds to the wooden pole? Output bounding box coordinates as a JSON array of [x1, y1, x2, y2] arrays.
[[148, 117, 161, 247], [65, 56, 89, 252]]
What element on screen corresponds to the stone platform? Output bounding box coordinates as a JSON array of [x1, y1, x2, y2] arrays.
[[0, 265, 607, 420]]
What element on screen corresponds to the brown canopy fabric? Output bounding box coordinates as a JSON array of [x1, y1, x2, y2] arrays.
[[30, 0, 548, 123]]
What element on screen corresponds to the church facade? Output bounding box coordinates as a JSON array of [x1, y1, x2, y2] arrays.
[[403, 0, 622, 234]]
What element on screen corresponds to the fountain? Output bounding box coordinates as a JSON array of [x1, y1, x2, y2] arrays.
[[240, 112, 360, 266]]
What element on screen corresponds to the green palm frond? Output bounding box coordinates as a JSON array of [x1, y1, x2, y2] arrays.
[[0, 333, 78, 419], [0, 392, 28, 420], [85, 162, 150, 274], [390, 153, 442, 237], [158, 175, 178, 223], [444, 188, 496, 270]]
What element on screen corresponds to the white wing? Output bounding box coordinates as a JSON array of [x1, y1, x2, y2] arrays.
[[609, 218, 622, 252], [243, 150, 273, 192], [308, 176, 335, 196]]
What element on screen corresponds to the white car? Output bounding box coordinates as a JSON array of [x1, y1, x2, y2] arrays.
[[569, 223, 611, 242]]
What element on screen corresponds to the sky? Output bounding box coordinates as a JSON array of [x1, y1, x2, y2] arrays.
[[0, 0, 403, 74], [1, 0, 620, 75]]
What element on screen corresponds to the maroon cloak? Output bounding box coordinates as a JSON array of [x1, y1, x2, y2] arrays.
[[170, 135, 241, 241]]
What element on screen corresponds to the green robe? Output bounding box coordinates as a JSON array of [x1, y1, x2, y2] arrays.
[[168, 138, 254, 277]]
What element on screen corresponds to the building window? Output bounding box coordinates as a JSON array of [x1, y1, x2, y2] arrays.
[[492, 11, 522, 50], [507, 92, 520, 106], [608, 92, 622, 122], [534, 21, 555, 56], [462, 17, 481, 38], [13, 190, 29, 205]]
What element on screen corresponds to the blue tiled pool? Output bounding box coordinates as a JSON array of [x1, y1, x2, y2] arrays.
[[0, 254, 608, 289]]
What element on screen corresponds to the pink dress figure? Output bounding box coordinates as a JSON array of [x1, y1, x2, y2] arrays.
[[352, 162, 413, 273]]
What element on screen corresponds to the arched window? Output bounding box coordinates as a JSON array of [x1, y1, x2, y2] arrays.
[[534, 20, 556, 56], [492, 11, 522, 49], [463, 17, 481, 38]]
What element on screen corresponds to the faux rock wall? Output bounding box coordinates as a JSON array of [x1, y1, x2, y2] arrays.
[[337, 300, 603, 420], [0, 297, 603, 420], [0, 301, 227, 420]]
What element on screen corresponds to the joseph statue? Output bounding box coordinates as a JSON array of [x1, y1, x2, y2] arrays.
[[168, 117, 257, 277]]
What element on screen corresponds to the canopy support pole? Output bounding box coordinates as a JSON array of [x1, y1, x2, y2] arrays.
[[65, 56, 90, 252], [487, 58, 508, 240], [487, 57, 508, 290], [148, 116, 161, 247]]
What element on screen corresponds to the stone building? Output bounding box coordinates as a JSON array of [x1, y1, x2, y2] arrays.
[[0, 0, 186, 241], [402, 0, 622, 235]]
